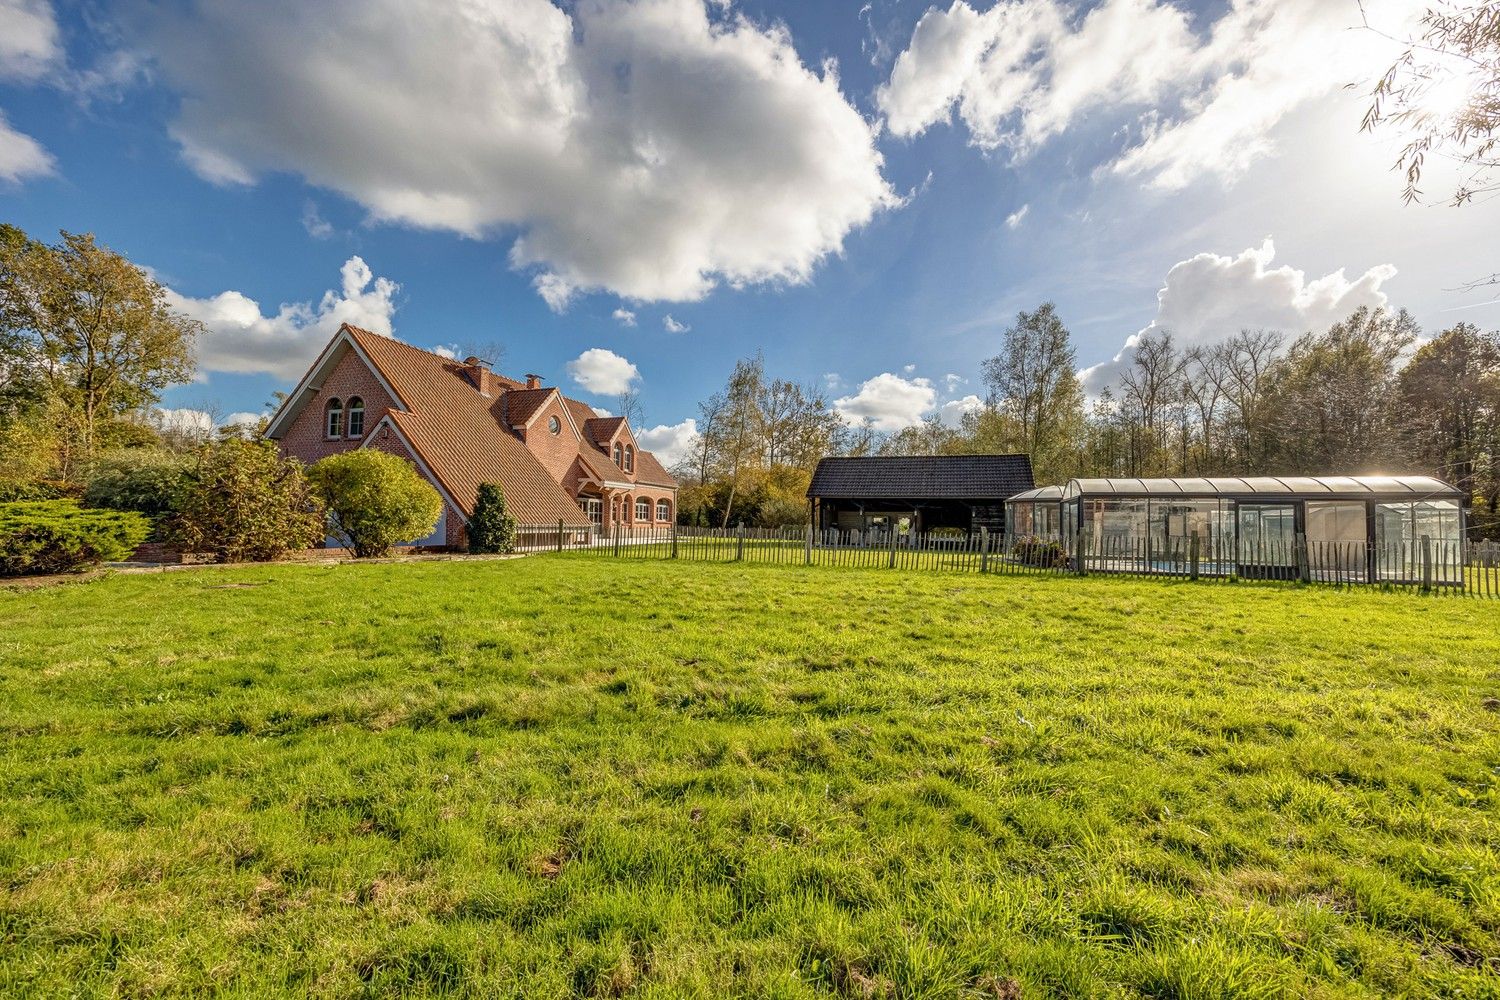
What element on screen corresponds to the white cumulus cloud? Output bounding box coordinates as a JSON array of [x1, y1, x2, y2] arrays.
[[834, 372, 937, 432], [567, 347, 640, 396], [662, 314, 690, 334], [0, 112, 52, 182], [612, 307, 637, 327], [637, 417, 698, 468], [142, 0, 897, 306], [0, 0, 61, 182], [0, 0, 62, 82], [1080, 239, 1398, 393], [165, 255, 401, 380], [878, 0, 1412, 191], [939, 394, 983, 427]]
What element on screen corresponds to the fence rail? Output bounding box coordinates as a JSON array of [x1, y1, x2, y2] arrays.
[[509, 522, 1500, 597]]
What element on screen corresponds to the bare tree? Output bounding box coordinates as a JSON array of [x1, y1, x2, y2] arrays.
[[1119, 332, 1186, 475]]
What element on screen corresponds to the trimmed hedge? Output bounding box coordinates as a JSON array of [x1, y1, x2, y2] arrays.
[[0, 500, 150, 576]]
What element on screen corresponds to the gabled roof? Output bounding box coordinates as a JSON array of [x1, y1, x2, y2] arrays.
[[808, 454, 1035, 500], [502, 387, 558, 428], [321, 327, 588, 525], [584, 415, 627, 444], [269, 324, 674, 520]]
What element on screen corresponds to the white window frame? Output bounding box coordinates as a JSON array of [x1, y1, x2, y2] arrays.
[[346, 397, 364, 438], [325, 399, 343, 439], [656, 499, 670, 522], [635, 498, 650, 521]]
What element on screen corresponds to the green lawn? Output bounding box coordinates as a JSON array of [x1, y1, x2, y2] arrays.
[[2, 559, 1498, 999]]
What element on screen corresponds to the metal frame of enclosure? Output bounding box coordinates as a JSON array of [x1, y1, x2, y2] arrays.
[[1033, 476, 1468, 584], [1005, 485, 1065, 539]]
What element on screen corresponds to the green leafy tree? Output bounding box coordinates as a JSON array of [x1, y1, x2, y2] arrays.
[[0, 225, 200, 466], [468, 483, 516, 553], [168, 440, 325, 562], [980, 302, 1085, 482], [308, 449, 442, 558]]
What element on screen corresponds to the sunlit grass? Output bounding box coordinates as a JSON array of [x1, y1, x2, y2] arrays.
[[1, 558, 1497, 997]]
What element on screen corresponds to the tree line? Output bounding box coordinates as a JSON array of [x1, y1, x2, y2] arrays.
[[679, 303, 1500, 537]]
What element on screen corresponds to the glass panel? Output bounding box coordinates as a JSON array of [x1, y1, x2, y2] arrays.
[[1306, 500, 1366, 581], [1038, 502, 1060, 538], [1237, 504, 1296, 574], [1375, 502, 1413, 580], [1009, 501, 1035, 536], [1415, 500, 1463, 583]]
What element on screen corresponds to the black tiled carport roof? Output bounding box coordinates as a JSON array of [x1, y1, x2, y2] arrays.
[[807, 455, 1035, 500]]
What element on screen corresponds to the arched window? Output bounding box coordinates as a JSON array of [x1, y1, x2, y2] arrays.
[[346, 397, 365, 438], [325, 398, 343, 438], [635, 497, 650, 521], [624, 445, 634, 473], [613, 442, 623, 467], [656, 499, 670, 522]]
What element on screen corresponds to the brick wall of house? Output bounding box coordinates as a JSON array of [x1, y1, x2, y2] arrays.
[[278, 346, 398, 465], [519, 393, 583, 486]]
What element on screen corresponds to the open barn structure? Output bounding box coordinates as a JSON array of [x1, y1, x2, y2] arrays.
[[807, 455, 1034, 537]]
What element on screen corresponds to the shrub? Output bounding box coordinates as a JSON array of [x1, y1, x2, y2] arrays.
[[1013, 536, 1068, 568], [82, 450, 190, 518], [0, 500, 150, 576], [167, 440, 325, 563], [0, 479, 74, 503], [308, 450, 442, 558], [468, 483, 516, 554]]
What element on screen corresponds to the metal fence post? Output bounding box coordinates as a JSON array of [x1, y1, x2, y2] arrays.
[[736, 521, 745, 561], [1189, 531, 1201, 581], [1421, 534, 1432, 591]]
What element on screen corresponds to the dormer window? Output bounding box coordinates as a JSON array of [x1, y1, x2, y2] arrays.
[[624, 445, 634, 473], [346, 397, 364, 438], [325, 399, 343, 439], [613, 442, 623, 467]]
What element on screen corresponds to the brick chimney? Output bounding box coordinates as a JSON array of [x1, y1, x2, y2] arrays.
[[463, 356, 493, 396], [525, 373, 543, 390]]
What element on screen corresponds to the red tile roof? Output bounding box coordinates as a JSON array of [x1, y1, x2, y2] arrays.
[[338, 324, 675, 520], [506, 388, 563, 429], [345, 327, 590, 526]]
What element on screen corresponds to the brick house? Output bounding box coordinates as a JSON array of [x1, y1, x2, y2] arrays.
[[266, 323, 678, 547]]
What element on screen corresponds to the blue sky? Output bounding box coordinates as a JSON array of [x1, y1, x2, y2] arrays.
[[1, 0, 1495, 464]]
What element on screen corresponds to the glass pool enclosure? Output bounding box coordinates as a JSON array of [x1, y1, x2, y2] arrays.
[[1005, 475, 1466, 584]]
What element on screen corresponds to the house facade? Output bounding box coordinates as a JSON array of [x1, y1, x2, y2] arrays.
[[267, 323, 677, 547]]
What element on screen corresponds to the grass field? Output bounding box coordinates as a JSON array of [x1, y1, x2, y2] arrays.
[[2, 558, 1498, 998]]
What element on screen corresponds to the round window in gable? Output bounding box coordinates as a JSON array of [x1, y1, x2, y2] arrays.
[[549, 415, 561, 435]]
